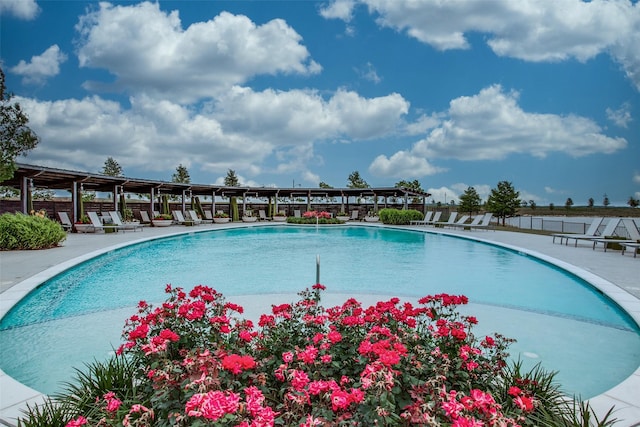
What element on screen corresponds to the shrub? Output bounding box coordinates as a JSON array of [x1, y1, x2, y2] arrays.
[[24, 285, 616, 427], [0, 212, 66, 250], [379, 208, 423, 225]]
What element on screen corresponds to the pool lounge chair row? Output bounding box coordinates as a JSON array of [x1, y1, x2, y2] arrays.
[[411, 212, 494, 230], [552, 217, 640, 256]]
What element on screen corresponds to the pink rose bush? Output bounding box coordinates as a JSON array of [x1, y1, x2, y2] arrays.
[[60, 284, 583, 427]]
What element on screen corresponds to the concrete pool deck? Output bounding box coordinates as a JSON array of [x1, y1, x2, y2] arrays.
[[1, 222, 639, 426]]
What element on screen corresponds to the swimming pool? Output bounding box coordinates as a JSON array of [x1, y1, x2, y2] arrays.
[[1, 225, 639, 398]]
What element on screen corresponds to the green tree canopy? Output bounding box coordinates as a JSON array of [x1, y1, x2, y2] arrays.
[[486, 181, 520, 225], [0, 68, 39, 182], [224, 169, 240, 186], [347, 171, 369, 189], [564, 198, 574, 209], [172, 164, 191, 183], [101, 157, 123, 177], [319, 181, 333, 188], [458, 186, 481, 215]]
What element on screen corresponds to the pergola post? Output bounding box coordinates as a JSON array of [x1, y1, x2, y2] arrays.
[[150, 187, 155, 215], [211, 190, 216, 215], [20, 176, 29, 214]]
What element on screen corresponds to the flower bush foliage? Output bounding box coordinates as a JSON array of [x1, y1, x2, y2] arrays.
[[288, 211, 343, 224], [53, 284, 583, 427]]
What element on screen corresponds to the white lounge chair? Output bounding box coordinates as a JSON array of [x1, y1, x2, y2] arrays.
[[620, 242, 640, 258], [203, 211, 214, 222], [139, 211, 152, 224], [186, 210, 203, 225], [258, 209, 271, 221], [109, 211, 144, 232], [349, 210, 359, 221], [552, 217, 604, 245], [425, 211, 442, 225], [172, 210, 189, 225], [433, 212, 457, 227], [449, 214, 484, 229], [590, 218, 639, 252], [410, 211, 433, 226], [444, 214, 470, 228], [294, 209, 302, 218], [87, 211, 121, 233], [460, 213, 494, 230], [57, 212, 73, 231], [559, 218, 621, 247]]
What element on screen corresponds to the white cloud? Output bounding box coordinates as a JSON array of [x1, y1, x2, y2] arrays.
[[323, 0, 640, 91], [10, 45, 67, 85], [369, 151, 445, 178], [16, 85, 409, 179], [412, 84, 626, 161], [545, 186, 557, 194], [319, 0, 356, 21], [372, 84, 626, 179], [633, 172, 640, 184], [0, 0, 39, 19], [356, 62, 381, 84], [75, 2, 321, 102], [606, 103, 632, 128]]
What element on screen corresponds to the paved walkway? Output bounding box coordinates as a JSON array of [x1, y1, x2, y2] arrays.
[[1, 222, 639, 426]]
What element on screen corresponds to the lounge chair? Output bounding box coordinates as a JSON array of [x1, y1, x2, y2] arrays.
[[203, 211, 214, 221], [410, 211, 433, 226], [186, 210, 203, 225], [109, 211, 144, 232], [552, 217, 604, 245], [294, 209, 301, 218], [433, 212, 457, 227], [350, 210, 359, 221], [57, 212, 73, 231], [425, 211, 442, 225], [469, 213, 494, 230], [558, 218, 620, 247], [590, 218, 639, 252], [444, 214, 470, 228], [620, 242, 640, 258], [139, 211, 152, 224], [172, 210, 189, 225], [258, 209, 271, 221], [449, 214, 484, 229], [87, 211, 121, 233]]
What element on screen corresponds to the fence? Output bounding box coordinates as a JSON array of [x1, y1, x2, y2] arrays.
[[504, 216, 638, 239]]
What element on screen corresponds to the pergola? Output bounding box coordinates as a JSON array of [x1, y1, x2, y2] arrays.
[[3, 163, 431, 220]]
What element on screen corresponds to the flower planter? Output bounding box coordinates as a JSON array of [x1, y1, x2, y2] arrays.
[[213, 217, 230, 224], [364, 216, 379, 222], [272, 216, 287, 222], [74, 224, 94, 233], [336, 216, 350, 222], [242, 216, 258, 222], [152, 219, 173, 227]]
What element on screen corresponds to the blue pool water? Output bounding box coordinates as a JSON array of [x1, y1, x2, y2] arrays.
[[1, 225, 639, 398]]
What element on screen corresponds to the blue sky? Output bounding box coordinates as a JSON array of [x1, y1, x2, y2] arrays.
[[1, 0, 639, 205]]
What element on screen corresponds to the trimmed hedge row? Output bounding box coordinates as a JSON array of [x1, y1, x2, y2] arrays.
[[0, 213, 67, 250], [378, 208, 424, 225], [286, 217, 344, 225]]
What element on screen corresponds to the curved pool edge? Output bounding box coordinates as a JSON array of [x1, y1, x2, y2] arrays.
[[1, 222, 639, 425]]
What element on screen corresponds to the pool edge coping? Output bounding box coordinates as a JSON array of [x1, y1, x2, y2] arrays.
[[1, 222, 639, 425]]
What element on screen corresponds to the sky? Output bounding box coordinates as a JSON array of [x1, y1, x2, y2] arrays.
[[1, 0, 639, 206]]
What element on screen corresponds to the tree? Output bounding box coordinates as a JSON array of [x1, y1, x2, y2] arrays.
[[224, 169, 240, 187], [172, 164, 191, 184], [588, 198, 594, 208], [0, 67, 39, 181], [319, 181, 333, 189], [486, 181, 520, 226], [347, 171, 369, 189], [603, 194, 610, 207], [564, 198, 573, 210], [395, 179, 424, 203], [529, 200, 536, 210], [101, 157, 123, 177], [458, 186, 481, 216], [628, 196, 639, 208]]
